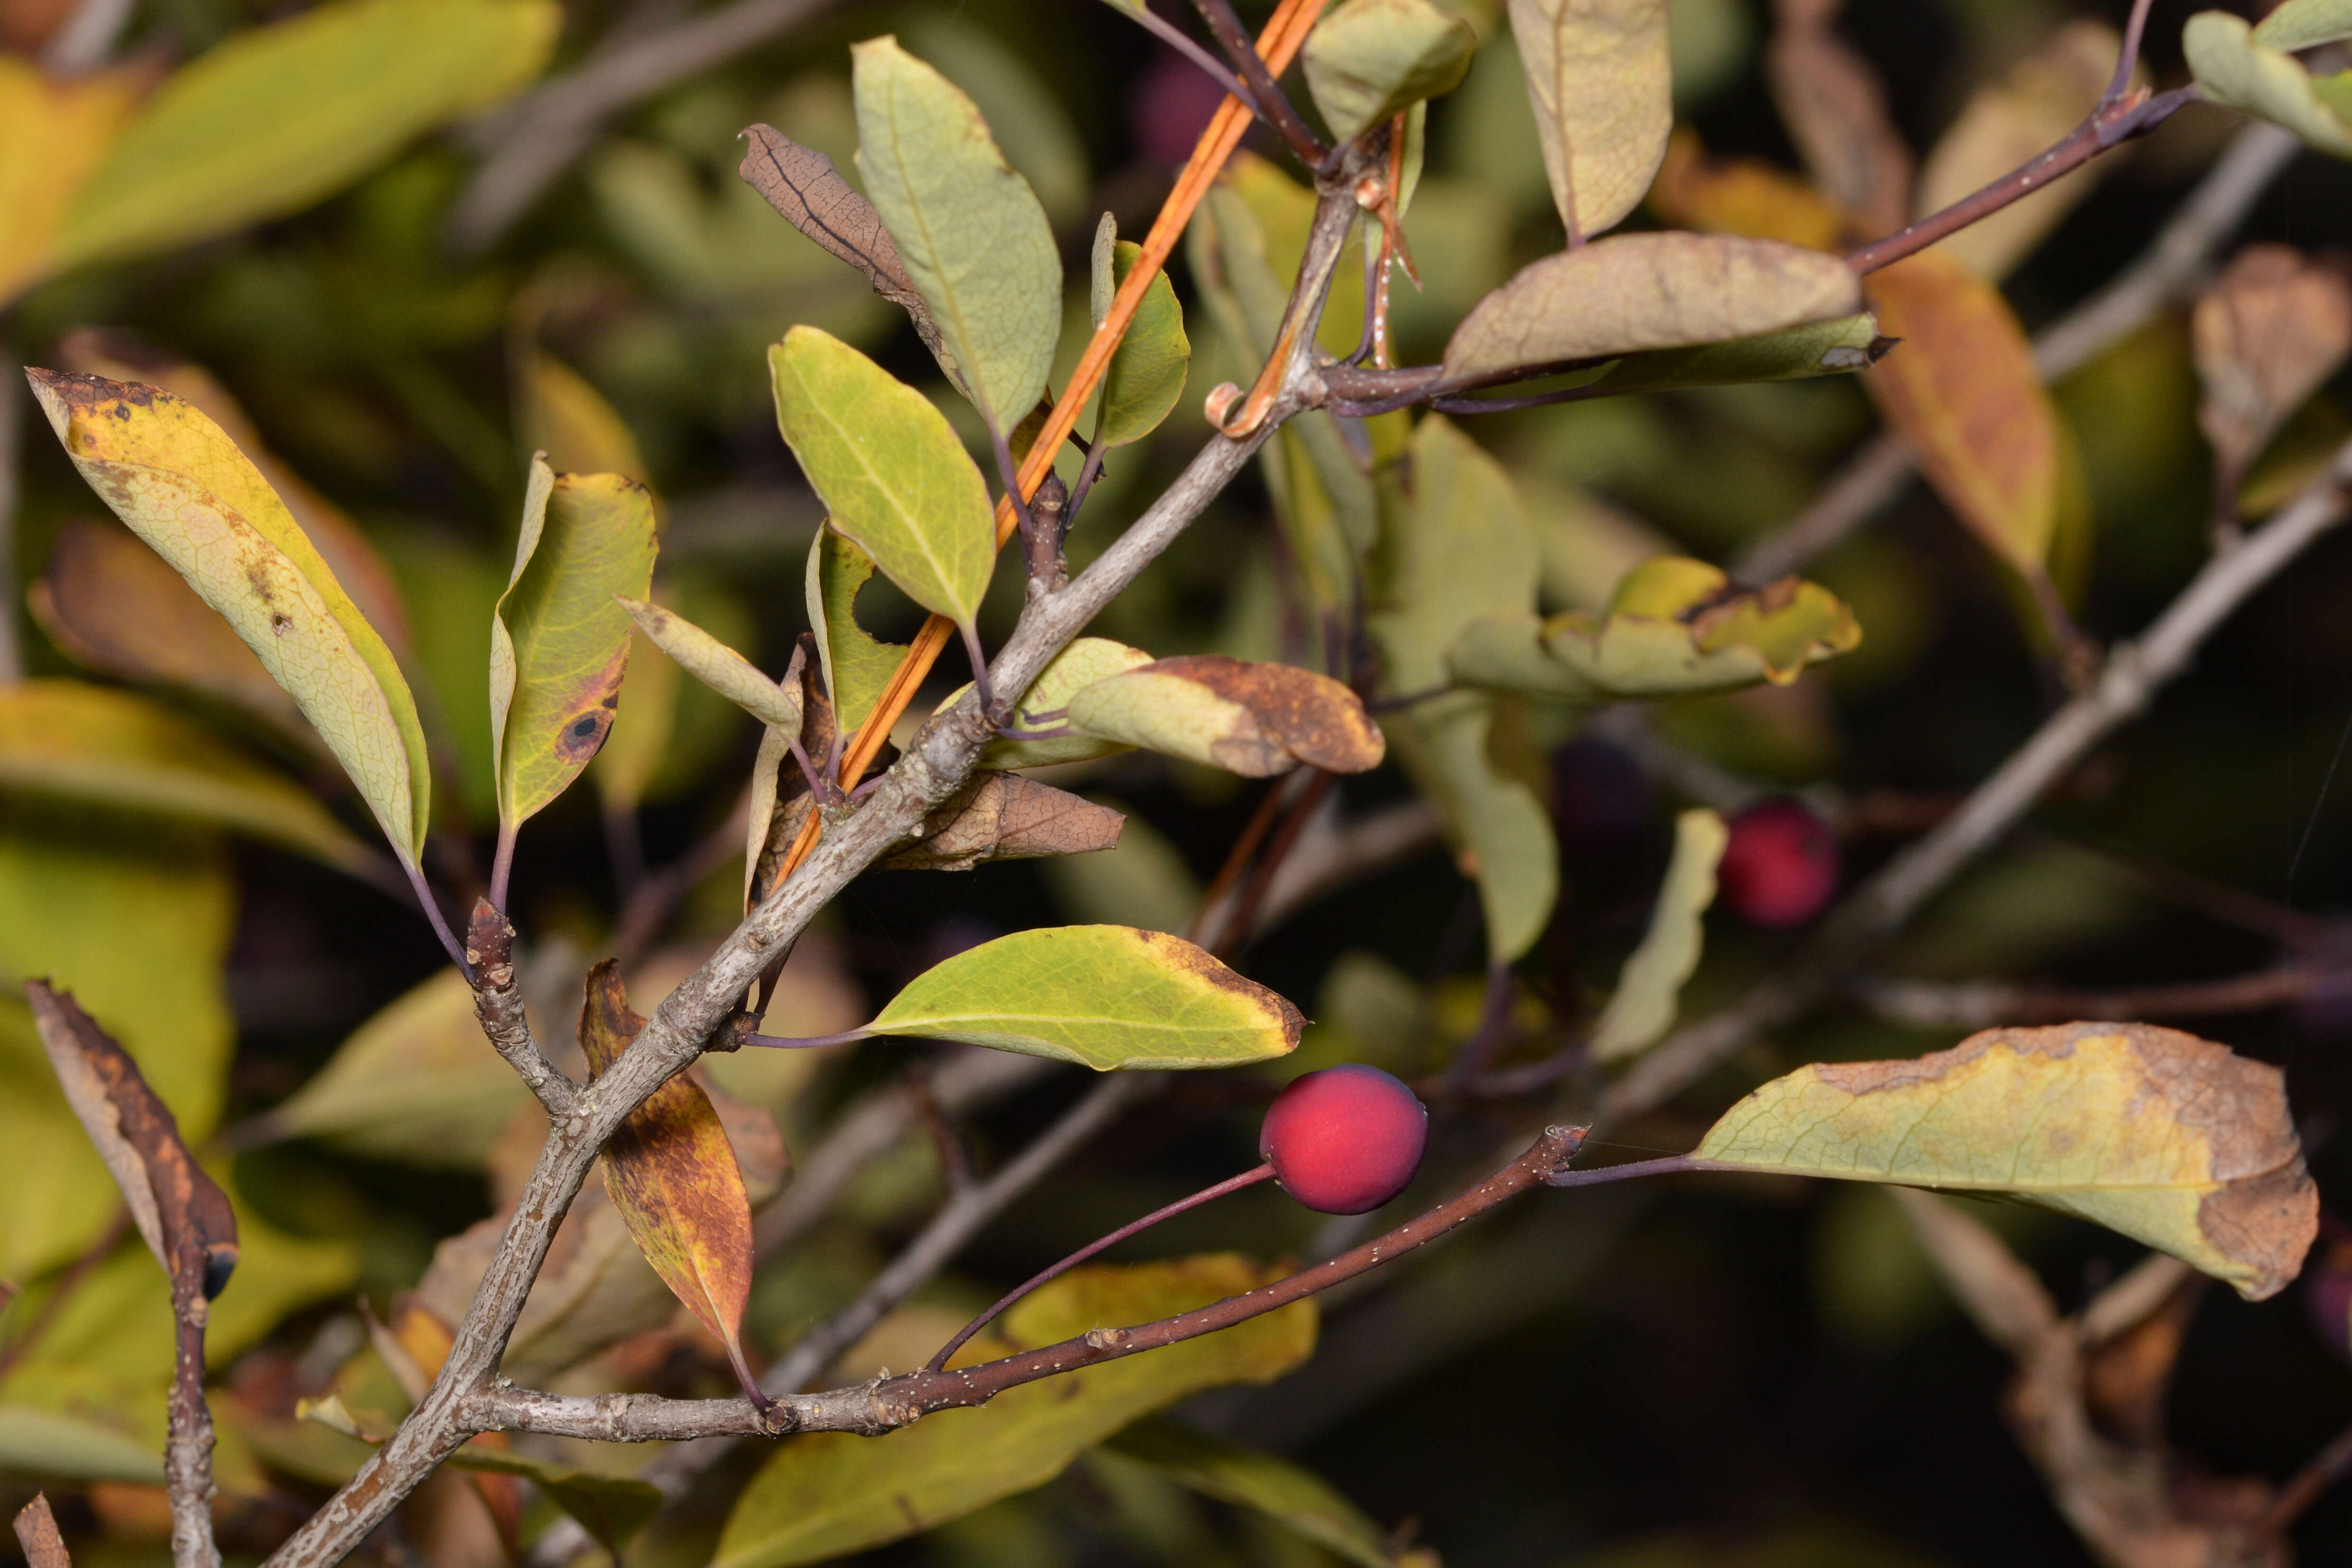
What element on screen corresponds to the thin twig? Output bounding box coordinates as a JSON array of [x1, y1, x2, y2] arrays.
[[1603, 434, 2352, 1128], [1187, 0, 1326, 167], [1123, 2, 1258, 111], [1858, 964, 2343, 1030], [165, 1253, 222, 1568]]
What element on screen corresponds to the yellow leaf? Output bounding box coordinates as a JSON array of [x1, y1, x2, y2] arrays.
[[1506, 0, 1672, 241], [0, 60, 142, 308], [28, 371, 433, 868], [1695, 1022, 2319, 1299]]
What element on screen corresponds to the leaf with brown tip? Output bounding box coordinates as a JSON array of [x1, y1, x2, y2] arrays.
[[1063, 656, 1386, 778], [878, 774, 1124, 871], [1443, 232, 1864, 381], [2192, 244, 2352, 503], [1696, 1022, 2319, 1300], [576, 962, 763, 1401], [26, 982, 238, 1300]]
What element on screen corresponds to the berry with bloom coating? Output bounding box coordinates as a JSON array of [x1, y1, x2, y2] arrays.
[[1718, 799, 1839, 928], [1259, 1064, 1428, 1214]]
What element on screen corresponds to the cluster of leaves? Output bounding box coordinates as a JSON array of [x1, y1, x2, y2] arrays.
[[6, 0, 2352, 1564]]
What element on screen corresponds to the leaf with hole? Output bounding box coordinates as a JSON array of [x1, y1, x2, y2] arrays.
[[770, 326, 996, 628], [28, 370, 433, 871], [1443, 232, 1865, 382], [1449, 557, 1861, 699], [1590, 809, 1726, 1062], [805, 528, 905, 738], [850, 35, 1062, 431], [491, 455, 658, 841], [713, 1256, 1316, 1568], [865, 926, 1303, 1069], [1693, 1022, 2319, 1299], [1302, 0, 1478, 142], [1063, 656, 1386, 778], [576, 962, 763, 1397]]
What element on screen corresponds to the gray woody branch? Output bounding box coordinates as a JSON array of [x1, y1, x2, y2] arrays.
[[259, 161, 1368, 1568]]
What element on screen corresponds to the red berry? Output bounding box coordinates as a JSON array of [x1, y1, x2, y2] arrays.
[[1259, 1065, 1428, 1215], [1718, 799, 1839, 928]]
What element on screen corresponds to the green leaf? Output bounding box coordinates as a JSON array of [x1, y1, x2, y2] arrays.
[[619, 597, 800, 731], [712, 1256, 1317, 1568], [0, 1405, 165, 1484], [1303, 0, 1478, 142], [1589, 809, 1726, 1062], [29, 371, 434, 870], [1102, 1423, 1401, 1568], [1095, 239, 1190, 447], [1063, 656, 1386, 777], [1443, 233, 1867, 382], [2185, 11, 2352, 159], [805, 528, 906, 738], [0, 680, 376, 876], [851, 34, 1063, 432], [2254, 0, 2352, 52], [1449, 557, 1861, 699], [252, 967, 531, 1169], [0, 813, 232, 1281], [1368, 416, 1555, 964], [1693, 1023, 2320, 1300], [949, 637, 1156, 768], [868, 925, 1304, 1069], [491, 457, 659, 836], [769, 326, 997, 628], [46, 0, 558, 275], [1528, 312, 1885, 400]]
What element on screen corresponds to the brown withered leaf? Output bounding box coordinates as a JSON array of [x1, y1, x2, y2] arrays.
[[749, 633, 838, 909], [2193, 244, 2352, 501], [1063, 655, 1387, 778], [1912, 22, 2124, 280], [737, 124, 960, 393], [878, 773, 1125, 871], [577, 962, 764, 1402], [27, 981, 238, 1300], [1864, 251, 2064, 579], [1443, 232, 1864, 381], [57, 329, 412, 653], [12, 1494, 72, 1568], [30, 516, 306, 735], [1765, 0, 1914, 237]]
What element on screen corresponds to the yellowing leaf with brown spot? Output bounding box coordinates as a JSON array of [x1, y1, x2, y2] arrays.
[[576, 961, 762, 1396], [1063, 655, 1386, 778], [28, 370, 433, 868], [1444, 232, 1864, 381], [1863, 251, 2062, 576], [1694, 1022, 2319, 1300], [491, 456, 658, 841], [714, 1256, 1316, 1568], [0, 61, 143, 308], [1507, 0, 1672, 242]]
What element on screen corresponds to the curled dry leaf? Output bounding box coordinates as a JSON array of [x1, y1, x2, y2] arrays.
[[737, 124, 960, 389], [1300, 0, 1478, 143], [1449, 556, 1861, 700], [12, 1494, 71, 1568], [491, 455, 660, 839], [2191, 244, 2352, 501], [1506, 0, 1672, 243], [878, 773, 1125, 871], [1063, 655, 1387, 778], [576, 962, 764, 1400], [1912, 22, 2124, 280], [1863, 251, 2066, 579], [30, 517, 302, 735], [1764, 0, 1913, 238], [27, 370, 433, 871], [618, 597, 802, 731], [867, 925, 1305, 1070], [1443, 232, 1864, 382], [1696, 1022, 2320, 1300], [27, 982, 238, 1300]]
